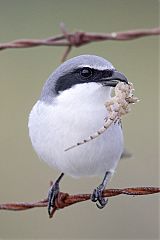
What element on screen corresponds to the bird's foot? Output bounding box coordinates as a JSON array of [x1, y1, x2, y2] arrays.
[[48, 181, 60, 217], [47, 173, 64, 217], [91, 184, 108, 209]]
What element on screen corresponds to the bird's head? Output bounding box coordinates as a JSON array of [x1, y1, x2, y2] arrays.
[[40, 55, 128, 103]]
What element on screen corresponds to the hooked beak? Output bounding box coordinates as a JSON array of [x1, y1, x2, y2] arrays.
[[101, 70, 128, 87]]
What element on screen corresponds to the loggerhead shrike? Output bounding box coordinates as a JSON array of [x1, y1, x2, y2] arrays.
[[28, 55, 128, 216]]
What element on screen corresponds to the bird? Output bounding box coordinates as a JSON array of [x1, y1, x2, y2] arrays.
[[28, 54, 128, 216]]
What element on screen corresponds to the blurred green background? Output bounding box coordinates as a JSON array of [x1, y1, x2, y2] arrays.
[[0, 0, 159, 239]]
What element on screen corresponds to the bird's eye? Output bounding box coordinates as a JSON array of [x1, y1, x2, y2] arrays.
[[80, 68, 93, 78]]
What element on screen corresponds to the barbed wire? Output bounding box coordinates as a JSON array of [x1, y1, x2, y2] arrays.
[[0, 187, 159, 218], [0, 23, 160, 61]]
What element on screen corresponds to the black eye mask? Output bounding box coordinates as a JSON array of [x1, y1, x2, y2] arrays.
[[55, 68, 114, 93]]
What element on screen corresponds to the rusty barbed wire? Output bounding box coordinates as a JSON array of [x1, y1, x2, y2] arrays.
[[0, 24, 160, 61], [0, 187, 159, 218]]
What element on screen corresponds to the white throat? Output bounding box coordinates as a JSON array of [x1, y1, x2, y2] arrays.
[[55, 82, 112, 109]]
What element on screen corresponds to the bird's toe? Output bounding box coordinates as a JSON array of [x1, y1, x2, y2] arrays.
[[96, 196, 108, 209], [48, 182, 60, 216], [91, 184, 108, 209]]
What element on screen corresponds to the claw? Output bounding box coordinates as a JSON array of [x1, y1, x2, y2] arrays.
[[48, 182, 59, 216], [91, 184, 108, 209], [96, 198, 108, 209], [91, 171, 112, 209], [47, 173, 64, 217], [91, 188, 99, 202]]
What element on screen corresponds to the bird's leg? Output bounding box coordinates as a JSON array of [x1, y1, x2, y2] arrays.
[[48, 173, 64, 216], [91, 171, 112, 209]]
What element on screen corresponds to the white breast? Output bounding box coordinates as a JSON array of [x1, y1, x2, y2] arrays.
[[28, 83, 123, 177]]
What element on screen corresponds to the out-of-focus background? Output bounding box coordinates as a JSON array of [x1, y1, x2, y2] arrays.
[[0, 0, 159, 239]]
